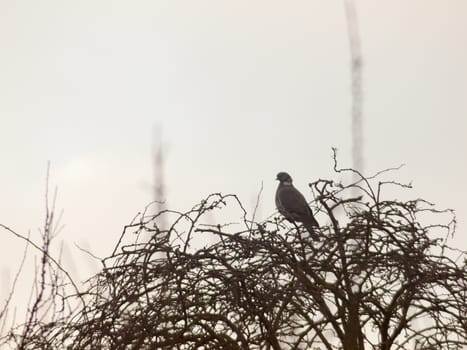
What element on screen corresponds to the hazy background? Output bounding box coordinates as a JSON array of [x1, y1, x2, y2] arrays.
[[1, 1, 466, 288]]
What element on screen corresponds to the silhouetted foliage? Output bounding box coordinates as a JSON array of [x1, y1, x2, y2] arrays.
[[1, 160, 466, 349]]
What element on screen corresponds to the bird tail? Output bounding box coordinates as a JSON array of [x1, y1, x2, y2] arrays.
[[302, 221, 320, 241]]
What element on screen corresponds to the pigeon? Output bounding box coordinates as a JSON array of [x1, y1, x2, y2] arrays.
[[275, 172, 320, 240]]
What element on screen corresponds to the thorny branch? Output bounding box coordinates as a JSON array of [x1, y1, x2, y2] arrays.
[[0, 165, 465, 350]]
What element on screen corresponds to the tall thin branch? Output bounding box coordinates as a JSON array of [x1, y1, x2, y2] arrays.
[[344, 0, 364, 178]]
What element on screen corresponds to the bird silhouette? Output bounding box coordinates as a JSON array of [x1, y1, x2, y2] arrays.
[[275, 172, 320, 240]]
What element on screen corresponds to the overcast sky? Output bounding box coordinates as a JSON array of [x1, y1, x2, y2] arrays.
[[1, 1, 466, 284]]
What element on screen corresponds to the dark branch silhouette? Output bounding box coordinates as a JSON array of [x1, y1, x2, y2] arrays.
[[1, 160, 466, 349]]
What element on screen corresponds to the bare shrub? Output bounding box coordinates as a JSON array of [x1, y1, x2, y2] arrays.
[[1, 160, 466, 349]]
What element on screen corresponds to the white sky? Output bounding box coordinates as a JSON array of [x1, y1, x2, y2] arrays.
[[1, 1, 466, 284]]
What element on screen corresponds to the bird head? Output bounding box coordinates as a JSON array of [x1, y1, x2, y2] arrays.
[[276, 172, 293, 184]]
